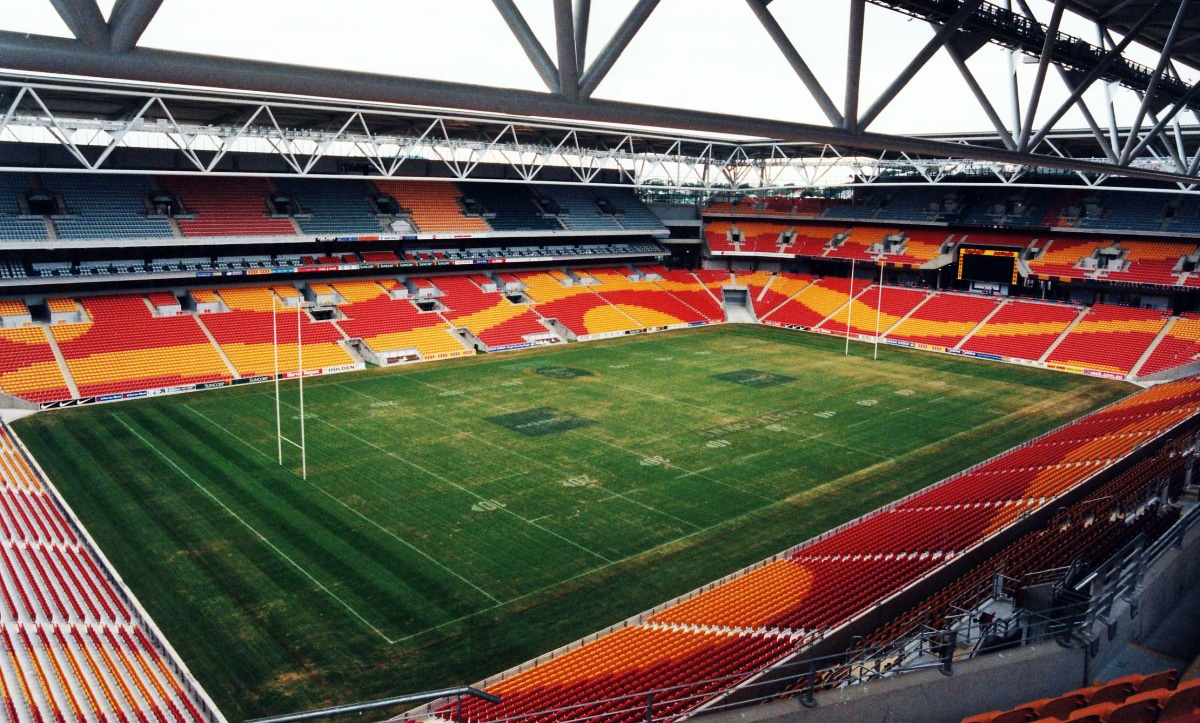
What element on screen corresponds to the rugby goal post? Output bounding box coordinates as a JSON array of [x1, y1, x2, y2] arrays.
[[273, 296, 308, 480]]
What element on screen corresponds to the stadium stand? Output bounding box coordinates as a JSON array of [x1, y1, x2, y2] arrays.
[[334, 279, 469, 361], [516, 270, 643, 339], [271, 178, 384, 235], [586, 267, 710, 328], [884, 230, 951, 266], [958, 672, 1192, 723], [1103, 240, 1195, 286], [4, 265, 1200, 406], [158, 176, 297, 237], [816, 285, 929, 338], [825, 227, 896, 262], [599, 188, 666, 232], [431, 274, 554, 350], [704, 220, 738, 253], [51, 295, 232, 398], [1078, 192, 1166, 232], [463, 184, 562, 232], [743, 272, 815, 318], [885, 293, 1000, 348], [786, 224, 838, 257], [641, 266, 726, 322], [1139, 314, 1200, 377], [534, 185, 624, 232], [1045, 304, 1170, 376], [0, 173, 50, 241], [0, 327, 70, 403], [959, 300, 1083, 362], [42, 174, 174, 240], [435, 378, 1200, 723], [957, 231, 1034, 249], [1028, 238, 1102, 280], [371, 180, 491, 233], [198, 285, 356, 375], [0, 420, 218, 723], [763, 276, 874, 329]]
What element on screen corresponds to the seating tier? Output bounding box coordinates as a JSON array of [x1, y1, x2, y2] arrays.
[[159, 177, 296, 237], [1139, 314, 1200, 376], [52, 296, 231, 397], [817, 285, 929, 337], [43, 174, 173, 240], [433, 275, 549, 349], [885, 293, 1000, 347], [763, 276, 871, 329], [960, 301, 1082, 361], [1045, 304, 1170, 376], [334, 280, 465, 359], [0, 328, 69, 403]]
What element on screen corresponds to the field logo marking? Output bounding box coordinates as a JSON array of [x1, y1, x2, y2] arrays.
[[486, 407, 597, 437], [712, 369, 796, 388], [471, 499, 507, 512], [705, 439, 731, 449], [562, 474, 598, 488], [536, 366, 594, 380]]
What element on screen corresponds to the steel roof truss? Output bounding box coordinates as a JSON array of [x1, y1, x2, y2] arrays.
[[1117, 0, 1191, 165], [27, 88, 93, 169], [1025, 0, 1167, 151], [857, 0, 986, 131], [0, 87, 28, 144], [207, 104, 268, 173], [90, 94, 155, 169]]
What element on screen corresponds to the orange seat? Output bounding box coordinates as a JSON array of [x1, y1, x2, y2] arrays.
[[1107, 696, 1164, 723], [990, 708, 1037, 723], [1067, 702, 1118, 722], [1135, 670, 1181, 694], [1085, 679, 1139, 705], [1160, 679, 1200, 721], [1033, 693, 1088, 720]]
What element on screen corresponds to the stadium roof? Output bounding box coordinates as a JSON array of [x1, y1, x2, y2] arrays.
[[1064, 0, 1200, 71], [2, 0, 1200, 188]]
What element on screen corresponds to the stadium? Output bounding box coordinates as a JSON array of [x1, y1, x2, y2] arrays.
[[1, 1, 1200, 722]]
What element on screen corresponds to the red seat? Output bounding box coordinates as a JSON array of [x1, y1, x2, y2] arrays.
[[1161, 679, 1200, 721], [1108, 696, 1165, 723]]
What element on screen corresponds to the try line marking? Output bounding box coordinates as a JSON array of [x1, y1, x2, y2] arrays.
[[112, 411, 398, 644], [182, 403, 501, 606]]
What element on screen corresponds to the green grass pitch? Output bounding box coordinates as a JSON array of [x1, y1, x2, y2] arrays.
[[14, 325, 1132, 720]]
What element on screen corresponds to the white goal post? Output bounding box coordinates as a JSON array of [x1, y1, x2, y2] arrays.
[[274, 296, 308, 480]]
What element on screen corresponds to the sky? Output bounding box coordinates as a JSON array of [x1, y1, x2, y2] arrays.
[[0, 0, 1193, 139]]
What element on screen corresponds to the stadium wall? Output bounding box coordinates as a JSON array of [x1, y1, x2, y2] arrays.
[[703, 519, 1200, 723]]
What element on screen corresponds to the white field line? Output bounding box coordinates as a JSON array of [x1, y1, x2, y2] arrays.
[[391, 372, 778, 505], [111, 412, 397, 644], [333, 382, 702, 532], [263, 394, 615, 565], [181, 403, 503, 606]]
